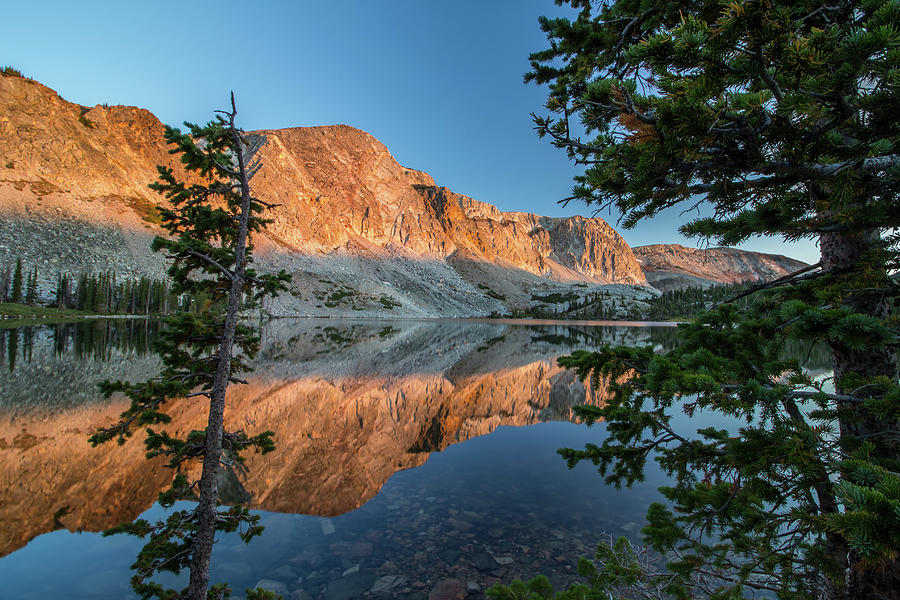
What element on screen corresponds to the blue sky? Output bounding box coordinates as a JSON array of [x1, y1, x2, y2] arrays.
[[1, 0, 818, 263]]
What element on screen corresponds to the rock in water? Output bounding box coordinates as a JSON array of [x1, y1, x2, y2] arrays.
[[324, 573, 376, 600], [428, 578, 467, 600], [320, 518, 335, 535]]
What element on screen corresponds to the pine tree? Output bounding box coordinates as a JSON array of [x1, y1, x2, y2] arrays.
[[90, 95, 290, 600], [10, 258, 23, 304], [127, 279, 136, 314], [75, 273, 89, 310], [491, 2, 900, 599], [25, 266, 38, 305], [54, 274, 64, 308]]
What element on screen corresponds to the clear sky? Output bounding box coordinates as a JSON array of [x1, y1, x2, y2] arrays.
[[1, 0, 818, 263]]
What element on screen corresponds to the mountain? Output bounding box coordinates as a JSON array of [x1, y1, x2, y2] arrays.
[[633, 244, 809, 291], [0, 73, 653, 316]]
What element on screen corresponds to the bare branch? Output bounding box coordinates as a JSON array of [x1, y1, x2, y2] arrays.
[[718, 384, 870, 404], [182, 249, 235, 281], [212, 160, 240, 178], [758, 65, 784, 103], [712, 261, 822, 308]]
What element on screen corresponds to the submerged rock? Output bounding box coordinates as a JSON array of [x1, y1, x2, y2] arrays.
[[370, 574, 407, 594], [470, 552, 495, 572], [324, 573, 376, 600], [428, 578, 467, 600], [320, 518, 336, 535]]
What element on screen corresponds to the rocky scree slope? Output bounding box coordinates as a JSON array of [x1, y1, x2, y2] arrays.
[[1, 74, 651, 316]]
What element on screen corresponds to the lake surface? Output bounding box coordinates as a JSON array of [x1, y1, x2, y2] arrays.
[[0, 318, 696, 599]]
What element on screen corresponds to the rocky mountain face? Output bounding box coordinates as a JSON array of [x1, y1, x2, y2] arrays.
[[633, 244, 809, 291], [0, 74, 649, 316]]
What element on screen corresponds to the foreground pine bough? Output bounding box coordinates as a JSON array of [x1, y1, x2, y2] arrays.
[[90, 95, 290, 600], [491, 0, 899, 598]]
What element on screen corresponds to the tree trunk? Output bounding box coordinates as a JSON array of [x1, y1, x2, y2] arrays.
[[820, 227, 900, 600], [185, 121, 255, 600]]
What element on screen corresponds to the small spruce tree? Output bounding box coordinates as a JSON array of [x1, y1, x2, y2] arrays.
[[90, 94, 290, 600], [54, 274, 64, 308], [25, 266, 38, 305], [10, 258, 23, 304]]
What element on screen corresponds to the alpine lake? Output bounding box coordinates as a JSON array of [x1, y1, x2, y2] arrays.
[[0, 318, 830, 599]]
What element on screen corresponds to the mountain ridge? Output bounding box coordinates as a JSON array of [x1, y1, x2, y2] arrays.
[[633, 243, 809, 291], [1, 73, 806, 314]]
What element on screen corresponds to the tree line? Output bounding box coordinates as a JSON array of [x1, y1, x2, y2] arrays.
[[517, 281, 756, 321], [636, 281, 757, 320], [0, 257, 206, 315], [0, 258, 38, 305]]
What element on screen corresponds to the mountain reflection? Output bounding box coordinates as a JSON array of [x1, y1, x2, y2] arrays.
[[0, 318, 679, 557]]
